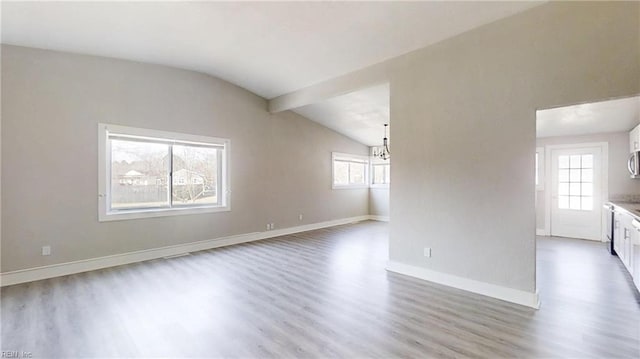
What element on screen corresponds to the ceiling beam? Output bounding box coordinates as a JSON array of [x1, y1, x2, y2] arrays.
[[268, 60, 393, 113]]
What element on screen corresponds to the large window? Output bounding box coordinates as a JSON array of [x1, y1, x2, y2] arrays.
[[332, 153, 369, 189], [99, 124, 230, 221]]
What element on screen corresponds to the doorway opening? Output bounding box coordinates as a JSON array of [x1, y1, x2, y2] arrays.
[[536, 95, 640, 241]]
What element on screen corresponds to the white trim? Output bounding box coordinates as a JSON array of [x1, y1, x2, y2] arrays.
[[386, 261, 540, 309], [332, 152, 369, 162], [543, 142, 608, 238], [370, 153, 391, 165], [98, 123, 231, 222], [535, 229, 546, 236], [370, 185, 390, 189], [332, 185, 370, 190], [99, 205, 231, 222], [535, 147, 544, 191], [369, 215, 390, 222], [103, 123, 231, 145], [370, 184, 390, 189], [0, 215, 372, 287], [265, 215, 370, 238]]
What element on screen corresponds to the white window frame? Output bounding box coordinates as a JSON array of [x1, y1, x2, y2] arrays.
[[370, 159, 390, 188], [331, 152, 369, 189], [98, 123, 231, 222], [536, 147, 544, 191]]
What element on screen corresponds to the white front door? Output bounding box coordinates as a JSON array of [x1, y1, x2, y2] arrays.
[[550, 147, 602, 240]]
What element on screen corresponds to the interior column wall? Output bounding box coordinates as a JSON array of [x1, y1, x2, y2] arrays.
[[389, 2, 640, 293]]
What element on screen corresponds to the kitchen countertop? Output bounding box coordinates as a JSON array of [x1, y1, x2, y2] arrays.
[[609, 201, 640, 221]]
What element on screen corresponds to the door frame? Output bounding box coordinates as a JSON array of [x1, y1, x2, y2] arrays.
[[543, 142, 608, 240]]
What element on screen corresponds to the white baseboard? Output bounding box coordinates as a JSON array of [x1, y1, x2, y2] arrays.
[[0, 215, 372, 287], [262, 215, 371, 239], [369, 215, 389, 222], [536, 229, 546, 236], [386, 260, 540, 309]]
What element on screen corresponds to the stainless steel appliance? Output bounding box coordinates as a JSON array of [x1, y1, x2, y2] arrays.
[[627, 151, 640, 178], [603, 203, 616, 255]]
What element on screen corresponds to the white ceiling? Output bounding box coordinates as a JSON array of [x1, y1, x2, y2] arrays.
[[1, 1, 542, 99], [295, 84, 389, 146], [2, 1, 544, 146], [537, 96, 640, 138]]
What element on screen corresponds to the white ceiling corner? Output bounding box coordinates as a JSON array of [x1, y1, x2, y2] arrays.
[[536, 96, 640, 138]]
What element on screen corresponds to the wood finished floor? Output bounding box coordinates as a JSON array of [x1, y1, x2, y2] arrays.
[[2, 221, 640, 358]]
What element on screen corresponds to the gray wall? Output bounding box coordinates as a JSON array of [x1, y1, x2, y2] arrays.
[[1, 45, 369, 272], [369, 188, 389, 218], [389, 2, 639, 292], [535, 131, 640, 231]]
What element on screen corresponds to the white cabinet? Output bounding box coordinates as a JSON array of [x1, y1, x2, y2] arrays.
[[632, 219, 640, 290], [625, 222, 631, 271], [630, 124, 640, 153], [618, 212, 634, 272], [634, 240, 640, 290], [614, 210, 640, 291], [624, 224, 634, 272], [612, 207, 640, 292], [614, 213, 622, 255]]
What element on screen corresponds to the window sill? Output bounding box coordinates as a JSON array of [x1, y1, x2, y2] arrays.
[[332, 184, 369, 190], [98, 205, 230, 222], [371, 184, 390, 189]]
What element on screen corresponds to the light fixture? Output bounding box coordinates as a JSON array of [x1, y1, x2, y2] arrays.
[[376, 123, 390, 160]]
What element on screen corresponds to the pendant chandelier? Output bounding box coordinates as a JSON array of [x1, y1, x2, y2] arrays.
[[377, 123, 390, 160]]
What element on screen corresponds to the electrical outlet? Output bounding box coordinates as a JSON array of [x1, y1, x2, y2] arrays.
[[270, 223, 275, 230], [266, 224, 271, 230], [42, 245, 51, 256], [424, 247, 431, 258], [298, 214, 303, 221]]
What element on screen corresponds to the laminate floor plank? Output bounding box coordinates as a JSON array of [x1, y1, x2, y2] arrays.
[[2, 221, 639, 358]]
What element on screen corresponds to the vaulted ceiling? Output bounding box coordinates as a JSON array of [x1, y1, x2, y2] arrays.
[[295, 84, 389, 146], [2, 1, 544, 145]]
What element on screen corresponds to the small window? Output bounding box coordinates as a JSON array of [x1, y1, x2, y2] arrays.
[[372, 163, 390, 186], [332, 152, 369, 189], [536, 147, 544, 191], [557, 154, 593, 211], [99, 124, 230, 221]]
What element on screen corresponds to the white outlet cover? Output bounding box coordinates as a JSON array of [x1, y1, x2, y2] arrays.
[[42, 245, 51, 256], [424, 248, 431, 257]]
